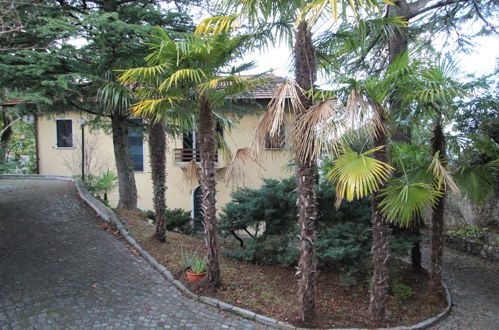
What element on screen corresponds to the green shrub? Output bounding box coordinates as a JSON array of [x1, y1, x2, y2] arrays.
[[447, 225, 488, 240], [339, 270, 358, 288], [391, 282, 415, 301], [165, 208, 192, 234], [219, 178, 297, 238], [224, 236, 299, 267], [143, 208, 192, 234], [145, 210, 155, 220], [315, 215, 371, 271], [221, 178, 374, 281]]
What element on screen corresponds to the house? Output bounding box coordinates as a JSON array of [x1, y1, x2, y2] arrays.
[[35, 77, 293, 218]]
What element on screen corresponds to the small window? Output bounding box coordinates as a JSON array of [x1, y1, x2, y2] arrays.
[[128, 119, 144, 171], [265, 124, 285, 150], [56, 119, 73, 147]]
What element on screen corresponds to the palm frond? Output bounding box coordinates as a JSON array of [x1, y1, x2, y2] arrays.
[[327, 146, 394, 207], [251, 79, 303, 159], [130, 97, 183, 120], [224, 147, 262, 187], [379, 182, 443, 227], [97, 82, 134, 113], [181, 160, 200, 192], [159, 68, 208, 91], [455, 160, 499, 205], [428, 152, 460, 195], [293, 97, 344, 164], [117, 63, 170, 86], [345, 86, 386, 140], [195, 15, 240, 35]]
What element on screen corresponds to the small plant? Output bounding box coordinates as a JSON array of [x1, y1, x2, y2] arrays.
[[447, 225, 488, 240], [181, 248, 207, 274], [84, 170, 118, 203], [191, 257, 207, 274], [165, 208, 192, 234], [145, 210, 155, 220], [391, 282, 415, 301]]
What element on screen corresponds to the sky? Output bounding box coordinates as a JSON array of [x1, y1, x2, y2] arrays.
[[241, 35, 498, 80]]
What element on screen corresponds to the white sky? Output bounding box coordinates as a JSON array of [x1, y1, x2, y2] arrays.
[[241, 35, 498, 80]]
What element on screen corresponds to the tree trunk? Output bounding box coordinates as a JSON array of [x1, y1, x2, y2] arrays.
[[411, 217, 423, 271], [430, 122, 445, 292], [369, 106, 390, 322], [199, 95, 220, 287], [294, 21, 318, 322], [149, 121, 167, 242], [1, 107, 13, 163], [111, 114, 138, 209]]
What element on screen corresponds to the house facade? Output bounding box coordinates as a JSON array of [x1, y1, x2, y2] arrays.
[[36, 98, 292, 215]]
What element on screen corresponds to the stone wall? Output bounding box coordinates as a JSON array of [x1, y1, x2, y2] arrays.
[[445, 234, 499, 264], [444, 193, 499, 228]]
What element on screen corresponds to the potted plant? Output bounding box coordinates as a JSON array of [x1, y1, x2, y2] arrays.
[[182, 248, 207, 281]]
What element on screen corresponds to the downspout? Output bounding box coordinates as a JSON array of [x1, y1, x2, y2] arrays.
[[34, 113, 40, 174]]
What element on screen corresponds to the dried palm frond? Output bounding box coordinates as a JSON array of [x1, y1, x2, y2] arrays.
[[428, 152, 460, 196], [181, 160, 200, 192], [224, 147, 262, 188], [345, 88, 386, 140], [251, 79, 304, 159], [292, 97, 345, 164]]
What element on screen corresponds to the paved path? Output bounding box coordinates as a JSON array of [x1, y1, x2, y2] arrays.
[[413, 237, 499, 329], [0, 179, 261, 329]]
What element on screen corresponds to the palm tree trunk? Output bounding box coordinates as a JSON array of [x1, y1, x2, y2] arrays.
[[294, 21, 318, 322], [149, 121, 167, 242], [430, 122, 445, 292], [199, 96, 220, 287], [411, 217, 423, 270], [369, 106, 390, 322], [111, 114, 138, 209]]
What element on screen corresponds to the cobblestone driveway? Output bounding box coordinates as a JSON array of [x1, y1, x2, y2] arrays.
[[427, 244, 499, 330], [0, 179, 262, 329]]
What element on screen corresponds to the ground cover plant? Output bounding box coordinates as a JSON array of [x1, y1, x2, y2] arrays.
[[115, 207, 446, 329]]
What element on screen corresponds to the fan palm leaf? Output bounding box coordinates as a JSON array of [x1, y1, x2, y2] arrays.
[[455, 159, 499, 204], [379, 182, 442, 227], [327, 146, 394, 206]]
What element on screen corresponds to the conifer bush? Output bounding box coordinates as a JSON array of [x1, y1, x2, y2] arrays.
[[220, 178, 373, 275]]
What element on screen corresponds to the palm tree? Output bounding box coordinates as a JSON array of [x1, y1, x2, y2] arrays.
[[120, 29, 262, 287], [148, 119, 168, 242], [197, 0, 380, 320], [97, 82, 139, 210]]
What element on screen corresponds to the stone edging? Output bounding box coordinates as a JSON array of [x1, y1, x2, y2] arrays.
[[0, 174, 452, 330], [444, 234, 499, 264]]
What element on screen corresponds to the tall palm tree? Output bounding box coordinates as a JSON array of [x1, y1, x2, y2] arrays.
[[197, 0, 380, 320], [120, 29, 262, 287], [97, 82, 138, 210]]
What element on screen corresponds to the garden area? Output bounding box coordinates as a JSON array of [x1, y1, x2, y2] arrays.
[[117, 210, 445, 328], [1, 0, 498, 328]]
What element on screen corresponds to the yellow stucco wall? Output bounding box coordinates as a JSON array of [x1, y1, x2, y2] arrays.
[[37, 109, 292, 214]]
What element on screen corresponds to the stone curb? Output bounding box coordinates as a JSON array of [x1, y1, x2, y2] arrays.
[[0, 174, 453, 330]]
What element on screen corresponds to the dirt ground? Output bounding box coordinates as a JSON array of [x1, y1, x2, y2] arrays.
[[116, 209, 446, 329]]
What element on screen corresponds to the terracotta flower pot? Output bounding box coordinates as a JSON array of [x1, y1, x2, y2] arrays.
[[185, 270, 207, 281]]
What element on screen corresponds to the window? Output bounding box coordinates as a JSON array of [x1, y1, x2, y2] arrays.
[[128, 119, 144, 171], [56, 119, 73, 147], [265, 124, 285, 150]]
